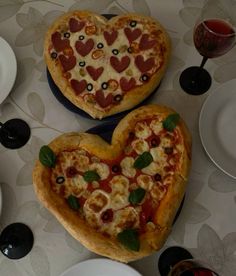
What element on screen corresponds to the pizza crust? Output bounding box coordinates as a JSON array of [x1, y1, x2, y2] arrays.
[[33, 105, 191, 262], [45, 11, 171, 119]]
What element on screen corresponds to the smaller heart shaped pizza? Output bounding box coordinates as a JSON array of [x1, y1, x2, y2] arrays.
[[33, 105, 191, 262], [44, 11, 171, 119]]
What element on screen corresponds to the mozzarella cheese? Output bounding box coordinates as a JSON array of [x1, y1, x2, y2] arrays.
[[137, 174, 154, 191], [120, 157, 136, 178], [134, 121, 152, 139], [89, 162, 110, 180], [131, 139, 149, 154]]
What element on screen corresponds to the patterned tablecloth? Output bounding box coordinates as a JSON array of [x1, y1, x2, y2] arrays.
[[0, 0, 236, 275]]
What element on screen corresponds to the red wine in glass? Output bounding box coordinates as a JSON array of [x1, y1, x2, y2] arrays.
[[180, 18, 236, 95]]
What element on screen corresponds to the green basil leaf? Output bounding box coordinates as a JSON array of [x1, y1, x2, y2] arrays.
[[129, 188, 146, 205], [133, 152, 153, 169], [83, 170, 100, 182], [39, 145, 56, 168], [67, 195, 80, 210], [162, 113, 180, 132], [117, 229, 140, 251]]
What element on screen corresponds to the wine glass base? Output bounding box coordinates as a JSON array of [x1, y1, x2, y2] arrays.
[[179, 66, 212, 95], [0, 223, 34, 259], [158, 246, 193, 276], [0, 119, 31, 149]]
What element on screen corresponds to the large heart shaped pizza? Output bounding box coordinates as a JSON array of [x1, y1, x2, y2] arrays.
[[33, 105, 191, 262], [44, 11, 171, 119]]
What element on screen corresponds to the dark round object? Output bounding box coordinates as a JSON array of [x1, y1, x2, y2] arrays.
[[111, 164, 121, 173], [97, 42, 104, 49], [179, 66, 212, 95], [0, 119, 31, 149], [79, 61, 86, 67], [112, 49, 119, 55], [0, 223, 34, 259], [64, 32, 70, 38], [79, 35, 85, 40], [158, 246, 193, 276]]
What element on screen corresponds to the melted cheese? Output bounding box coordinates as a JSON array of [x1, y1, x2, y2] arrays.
[[84, 189, 110, 213], [150, 118, 163, 135], [67, 174, 88, 197], [120, 157, 136, 178], [131, 138, 149, 154], [110, 175, 129, 210], [137, 174, 154, 191], [89, 162, 110, 180], [134, 121, 152, 139]]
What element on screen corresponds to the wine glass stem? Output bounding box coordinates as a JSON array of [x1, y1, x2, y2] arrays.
[[199, 56, 208, 69], [195, 56, 208, 80]]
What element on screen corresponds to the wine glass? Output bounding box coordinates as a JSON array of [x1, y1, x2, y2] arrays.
[[179, 0, 236, 95], [158, 246, 220, 276]]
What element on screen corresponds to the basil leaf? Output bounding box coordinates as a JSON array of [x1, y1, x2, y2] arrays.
[[133, 152, 153, 169], [67, 195, 80, 210], [117, 229, 140, 251], [39, 145, 56, 168], [129, 188, 146, 205], [162, 113, 180, 132], [83, 170, 100, 182]]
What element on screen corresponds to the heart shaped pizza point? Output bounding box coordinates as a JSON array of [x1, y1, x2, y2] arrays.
[[33, 104, 191, 262], [44, 11, 171, 119]]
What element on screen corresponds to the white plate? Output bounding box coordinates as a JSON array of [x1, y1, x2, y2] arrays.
[[60, 259, 142, 276], [199, 79, 236, 179], [0, 37, 17, 104]]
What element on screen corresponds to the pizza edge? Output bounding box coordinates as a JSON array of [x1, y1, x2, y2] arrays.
[[44, 10, 171, 119], [32, 105, 191, 262]]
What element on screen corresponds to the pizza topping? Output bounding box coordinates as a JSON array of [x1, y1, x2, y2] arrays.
[[108, 79, 119, 91], [83, 170, 100, 182], [112, 49, 119, 55], [150, 137, 160, 147], [97, 42, 104, 49], [70, 79, 87, 95], [39, 145, 56, 168], [121, 157, 136, 178], [101, 82, 108, 90], [127, 47, 132, 53], [111, 164, 121, 173], [85, 25, 97, 35], [95, 90, 113, 108], [137, 175, 154, 191], [124, 27, 142, 43], [131, 139, 149, 154], [87, 83, 93, 91], [104, 29, 118, 46], [135, 55, 155, 73], [75, 38, 94, 57], [56, 176, 65, 184], [79, 35, 85, 40], [139, 34, 157, 50], [154, 173, 162, 181], [129, 188, 146, 205], [79, 61, 86, 67], [101, 209, 114, 223], [162, 113, 180, 132], [110, 56, 130, 73], [63, 32, 70, 38], [117, 228, 140, 251], [86, 66, 104, 81], [66, 166, 78, 177], [92, 49, 104, 59], [129, 20, 137, 27], [58, 55, 76, 72], [164, 147, 173, 155], [51, 32, 70, 52], [120, 77, 136, 92], [50, 52, 57, 59], [140, 74, 149, 82], [134, 152, 153, 170], [135, 121, 152, 139], [67, 195, 80, 210], [69, 18, 85, 33]]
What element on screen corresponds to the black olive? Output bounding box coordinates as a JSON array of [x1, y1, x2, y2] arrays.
[[79, 61, 86, 67], [56, 176, 65, 184], [97, 42, 104, 49], [154, 173, 162, 181], [50, 52, 57, 59], [64, 32, 70, 38], [101, 82, 108, 90], [130, 20, 137, 27], [112, 49, 119, 55], [127, 47, 133, 53], [164, 147, 173, 155], [114, 94, 123, 102], [151, 137, 160, 147], [79, 35, 85, 40], [87, 83, 93, 91], [112, 165, 121, 173], [140, 74, 149, 82]]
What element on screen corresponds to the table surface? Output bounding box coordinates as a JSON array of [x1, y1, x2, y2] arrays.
[[0, 0, 236, 275]]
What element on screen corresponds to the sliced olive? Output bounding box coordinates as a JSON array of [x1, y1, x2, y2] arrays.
[[64, 32, 70, 38], [79, 35, 85, 40], [87, 83, 93, 91], [56, 176, 65, 184], [164, 147, 173, 155], [154, 173, 162, 181], [101, 82, 108, 90], [97, 42, 104, 49], [114, 94, 123, 102], [130, 20, 137, 27], [150, 137, 160, 147], [79, 61, 86, 67], [127, 47, 133, 53], [50, 52, 57, 59], [112, 49, 119, 55], [112, 164, 121, 173], [140, 74, 149, 82]]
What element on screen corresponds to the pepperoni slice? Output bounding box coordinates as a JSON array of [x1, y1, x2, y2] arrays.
[[86, 66, 104, 81], [135, 55, 155, 73], [75, 39, 94, 56], [120, 77, 136, 92], [139, 34, 157, 50], [51, 32, 70, 52], [69, 18, 85, 32], [110, 56, 130, 73], [124, 27, 142, 43], [58, 55, 76, 72], [70, 79, 87, 95], [95, 90, 113, 108], [104, 30, 118, 45]]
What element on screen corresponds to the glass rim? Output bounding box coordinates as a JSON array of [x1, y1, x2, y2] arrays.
[[200, 18, 236, 37]]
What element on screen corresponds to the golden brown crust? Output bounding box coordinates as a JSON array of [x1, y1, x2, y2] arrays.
[[33, 104, 191, 262], [44, 11, 171, 119]]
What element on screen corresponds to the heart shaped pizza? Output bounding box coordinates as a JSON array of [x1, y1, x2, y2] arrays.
[[33, 105, 191, 262], [44, 11, 171, 119]]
